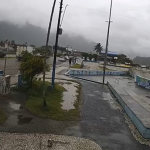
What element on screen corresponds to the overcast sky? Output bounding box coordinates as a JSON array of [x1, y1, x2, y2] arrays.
[[0, 0, 150, 58]]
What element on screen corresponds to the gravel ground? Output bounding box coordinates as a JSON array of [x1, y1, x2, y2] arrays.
[[0, 80, 150, 150], [0, 132, 101, 150]]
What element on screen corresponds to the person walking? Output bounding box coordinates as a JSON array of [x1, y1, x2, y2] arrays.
[[69, 57, 72, 68]]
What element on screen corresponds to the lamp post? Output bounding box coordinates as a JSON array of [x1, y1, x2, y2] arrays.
[[60, 4, 69, 27], [102, 0, 113, 84], [43, 0, 57, 106]]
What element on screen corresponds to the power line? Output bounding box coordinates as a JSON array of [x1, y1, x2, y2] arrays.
[[68, 4, 150, 22]]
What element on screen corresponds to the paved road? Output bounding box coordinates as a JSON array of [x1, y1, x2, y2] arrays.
[[0, 81, 149, 150], [0, 58, 20, 76]]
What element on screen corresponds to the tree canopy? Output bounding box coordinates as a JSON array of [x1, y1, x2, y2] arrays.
[[20, 52, 49, 88], [32, 46, 52, 57]]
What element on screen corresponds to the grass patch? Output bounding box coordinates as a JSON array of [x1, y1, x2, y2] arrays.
[[0, 108, 7, 125], [24, 81, 81, 121], [71, 64, 81, 69]]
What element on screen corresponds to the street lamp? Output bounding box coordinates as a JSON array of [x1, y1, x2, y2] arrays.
[[60, 4, 69, 27], [102, 0, 113, 84]]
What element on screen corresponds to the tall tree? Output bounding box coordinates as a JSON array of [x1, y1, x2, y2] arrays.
[[20, 52, 49, 88], [0, 41, 5, 47], [94, 43, 103, 54]]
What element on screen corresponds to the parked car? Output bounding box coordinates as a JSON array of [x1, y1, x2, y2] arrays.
[[0, 51, 6, 58], [16, 51, 26, 61]]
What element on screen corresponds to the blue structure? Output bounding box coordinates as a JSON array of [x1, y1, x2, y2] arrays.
[[0, 70, 3, 76], [101, 51, 118, 56], [136, 75, 150, 89], [68, 70, 127, 76]]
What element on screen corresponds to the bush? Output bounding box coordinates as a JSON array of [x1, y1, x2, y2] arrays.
[[0, 52, 6, 58]]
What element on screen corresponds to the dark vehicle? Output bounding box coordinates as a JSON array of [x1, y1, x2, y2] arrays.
[[16, 51, 26, 61], [0, 51, 6, 58]]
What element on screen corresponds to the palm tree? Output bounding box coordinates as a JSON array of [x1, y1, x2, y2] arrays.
[[94, 43, 103, 55]]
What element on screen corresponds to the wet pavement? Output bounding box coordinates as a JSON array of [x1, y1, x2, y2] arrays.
[[0, 81, 150, 150], [0, 58, 20, 76]]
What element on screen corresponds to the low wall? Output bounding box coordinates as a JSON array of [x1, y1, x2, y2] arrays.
[[0, 75, 11, 95], [68, 70, 127, 76], [135, 75, 150, 89]]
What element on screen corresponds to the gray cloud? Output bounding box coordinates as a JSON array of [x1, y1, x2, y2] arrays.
[[0, 0, 150, 58]]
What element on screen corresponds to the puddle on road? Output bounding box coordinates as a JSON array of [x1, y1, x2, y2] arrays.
[[9, 102, 22, 110], [87, 94, 95, 97], [6, 115, 33, 126], [102, 92, 119, 110], [108, 131, 132, 144], [102, 93, 113, 101], [60, 82, 78, 110]]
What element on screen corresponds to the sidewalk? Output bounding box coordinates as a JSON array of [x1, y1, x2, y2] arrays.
[[107, 77, 150, 139]]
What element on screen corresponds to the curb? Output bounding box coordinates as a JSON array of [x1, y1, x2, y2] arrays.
[[107, 81, 150, 139], [66, 75, 107, 85]]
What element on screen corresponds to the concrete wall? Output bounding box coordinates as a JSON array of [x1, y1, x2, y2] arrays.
[[0, 75, 11, 95]]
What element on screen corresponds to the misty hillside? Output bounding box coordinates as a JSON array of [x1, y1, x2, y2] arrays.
[[0, 21, 95, 52], [133, 56, 150, 66]]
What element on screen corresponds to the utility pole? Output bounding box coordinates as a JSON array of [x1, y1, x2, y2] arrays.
[[103, 0, 113, 84], [51, 0, 63, 88], [3, 40, 8, 76], [43, 0, 57, 106], [3, 55, 6, 76]]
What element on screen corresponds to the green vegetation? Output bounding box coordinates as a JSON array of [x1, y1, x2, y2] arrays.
[[25, 81, 81, 121], [98, 66, 115, 71], [116, 54, 133, 65], [71, 64, 81, 69], [32, 46, 52, 57], [0, 108, 7, 125], [20, 52, 49, 88], [56, 53, 62, 57], [82, 52, 99, 62]]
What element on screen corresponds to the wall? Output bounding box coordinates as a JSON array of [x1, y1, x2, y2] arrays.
[[0, 75, 11, 95], [68, 70, 127, 76], [136, 75, 150, 89]]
